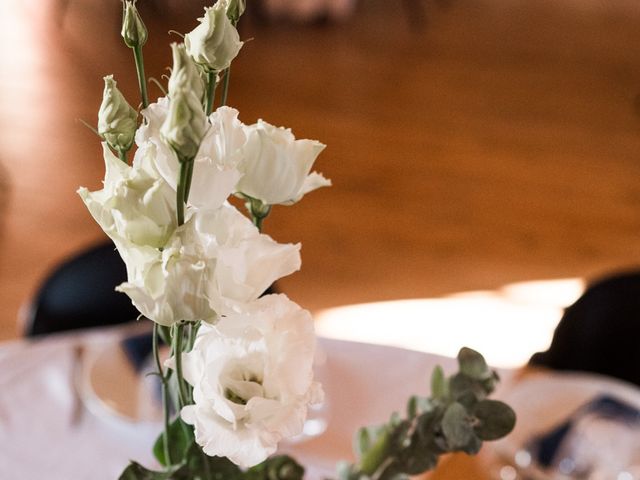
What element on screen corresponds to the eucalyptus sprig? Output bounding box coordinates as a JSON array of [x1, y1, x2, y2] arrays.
[[337, 348, 516, 480]]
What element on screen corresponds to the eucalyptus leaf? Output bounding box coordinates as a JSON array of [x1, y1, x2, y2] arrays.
[[472, 399, 517, 440], [457, 348, 492, 381], [355, 427, 371, 457], [407, 395, 432, 417], [441, 402, 474, 449], [358, 426, 391, 475], [430, 365, 447, 400], [449, 373, 485, 403]]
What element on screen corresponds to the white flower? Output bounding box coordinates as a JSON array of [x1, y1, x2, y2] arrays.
[[188, 106, 245, 209], [185, 2, 243, 72], [115, 204, 301, 325], [98, 75, 138, 154], [236, 119, 331, 205], [137, 100, 243, 211], [177, 294, 323, 467], [191, 205, 301, 314], [78, 143, 176, 249], [115, 232, 217, 326]]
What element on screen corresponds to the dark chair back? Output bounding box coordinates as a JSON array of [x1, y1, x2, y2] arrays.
[[24, 241, 139, 336], [530, 270, 640, 387]]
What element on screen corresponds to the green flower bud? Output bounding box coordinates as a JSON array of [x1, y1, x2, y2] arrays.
[[184, 2, 243, 72], [168, 43, 205, 103], [226, 0, 246, 23], [97, 75, 138, 154], [160, 88, 207, 162], [121, 0, 148, 49]]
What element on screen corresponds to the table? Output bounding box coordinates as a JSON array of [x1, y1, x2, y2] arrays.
[[0, 324, 504, 480]]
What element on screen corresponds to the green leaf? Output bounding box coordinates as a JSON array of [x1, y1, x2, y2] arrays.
[[153, 417, 195, 467], [355, 424, 387, 458], [430, 365, 448, 400], [183, 442, 242, 479], [355, 427, 371, 457], [457, 348, 492, 381], [407, 395, 432, 417], [246, 455, 305, 480], [472, 399, 517, 440], [441, 402, 474, 449], [358, 426, 391, 476], [458, 434, 482, 455], [118, 461, 174, 480]]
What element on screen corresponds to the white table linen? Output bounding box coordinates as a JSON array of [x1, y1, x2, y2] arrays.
[[0, 325, 458, 480]]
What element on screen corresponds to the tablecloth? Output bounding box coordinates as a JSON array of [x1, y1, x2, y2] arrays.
[[0, 324, 460, 480]]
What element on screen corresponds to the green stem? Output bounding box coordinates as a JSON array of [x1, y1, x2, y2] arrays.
[[176, 161, 189, 226], [133, 45, 149, 108], [221, 67, 231, 106], [184, 159, 195, 204], [153, 323, 172, 467], [117, 149, 128, 163], [205, 71, 217, 115], [173, 323, 190, 408]]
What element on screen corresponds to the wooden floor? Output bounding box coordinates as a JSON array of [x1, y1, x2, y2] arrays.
[[1, 0, 640, 341]]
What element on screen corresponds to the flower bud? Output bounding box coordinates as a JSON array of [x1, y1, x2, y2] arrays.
[[121, 0, 148, 49], [184, 2, 243, 72], [226, 0, 246, 23], [98, 75, 138, 154], [160, 89, 207, 162], [168, 43, 205, 103]]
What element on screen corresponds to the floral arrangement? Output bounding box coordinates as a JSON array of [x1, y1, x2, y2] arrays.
[[78, 2, 516, 479]]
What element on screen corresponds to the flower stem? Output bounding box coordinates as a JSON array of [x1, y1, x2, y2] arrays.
[[205, 71, 217, 115], [133, 45, 149, 108], [176, 161, 189, 226], [221, 67, 231, 106], [153, 323, 172, 467], [173, 323, 190, 408], [184, 159, 195, 204], [117, 149, 128, 163]]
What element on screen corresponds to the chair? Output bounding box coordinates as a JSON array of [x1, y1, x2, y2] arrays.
[[23, 241, 139, 336], [529, 270, 640, 387]]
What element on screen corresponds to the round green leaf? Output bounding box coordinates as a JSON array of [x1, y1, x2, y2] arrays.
[[472, 399, 516, 440], [441, 402, 474, 449]]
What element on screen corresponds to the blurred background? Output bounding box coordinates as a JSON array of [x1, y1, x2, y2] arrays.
[[1, 0, 640, 349]]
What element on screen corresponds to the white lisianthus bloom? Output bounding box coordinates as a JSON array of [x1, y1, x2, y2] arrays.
[[78, 143, 176, 249], [136, 100, 242, 211], [185, 2, 243, 72], [115, 204, 301, 326], [236, 119, 331, 205], [115, 231, 217, 326], [188, 106, 245, 209], [190, 204, 301, 314], [175, 294, 323, 468]]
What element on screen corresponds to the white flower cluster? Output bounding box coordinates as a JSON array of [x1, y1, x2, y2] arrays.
[[79, 5, 330, 466]]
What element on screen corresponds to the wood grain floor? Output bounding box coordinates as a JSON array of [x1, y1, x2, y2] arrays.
[[1, 0, 640, 341]]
